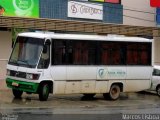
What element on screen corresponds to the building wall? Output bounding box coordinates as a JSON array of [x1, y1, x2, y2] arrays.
[[0, 31, 12, 80], [40, 0, 123, 24], [153, 37, 160, 65], [122, 0, 160, 65], [122, 0, 155, 27]]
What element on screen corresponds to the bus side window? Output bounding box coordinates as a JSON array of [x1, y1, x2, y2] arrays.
[[67, 41, 73, 64], [52, 40, 66, 65], [126, 42, 151, 65], [139, 43, 151, 65], [100, 42, 122, 65], [127, 43, 139, 65], [73, 41, 88, 65], [88, 42, 96, 65]]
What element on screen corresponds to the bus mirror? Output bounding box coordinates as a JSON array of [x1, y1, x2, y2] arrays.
[[43, 40, 50, 53], [43, 45, 47, 54]]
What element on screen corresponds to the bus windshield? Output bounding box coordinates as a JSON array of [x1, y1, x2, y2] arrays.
[[9, 36, 44, 68]]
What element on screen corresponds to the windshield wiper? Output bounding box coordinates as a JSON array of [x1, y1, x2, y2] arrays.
[[17, 59, 33, 68]]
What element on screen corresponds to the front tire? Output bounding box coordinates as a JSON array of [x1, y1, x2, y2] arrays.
[[39, 83, 49, 101], [12, 89, 23, 98], [103, 84, 120, 100]]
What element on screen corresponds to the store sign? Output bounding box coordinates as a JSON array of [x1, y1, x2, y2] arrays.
[[150, 0, 160, 7], [0, 0, 39, 18], [105, 0, 120, 3], [68, 1, 103, 20]]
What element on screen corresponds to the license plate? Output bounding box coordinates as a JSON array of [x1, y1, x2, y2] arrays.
[[12, 82, 19, 87]]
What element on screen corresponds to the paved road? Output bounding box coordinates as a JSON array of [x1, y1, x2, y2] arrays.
[[0, 90, 160, 120]]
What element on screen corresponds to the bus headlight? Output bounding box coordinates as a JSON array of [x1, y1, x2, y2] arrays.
[[26, 73, 40, 80]]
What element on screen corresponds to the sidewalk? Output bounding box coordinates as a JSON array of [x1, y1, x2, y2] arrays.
[[0, 79, 8, 90]]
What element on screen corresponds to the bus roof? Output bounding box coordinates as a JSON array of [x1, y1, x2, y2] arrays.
[[18, 32, 152, 42]]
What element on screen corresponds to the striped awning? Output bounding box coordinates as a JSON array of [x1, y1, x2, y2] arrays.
[[0, 16, 159, 37]]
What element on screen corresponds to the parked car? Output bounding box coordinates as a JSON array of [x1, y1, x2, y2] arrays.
[[150, 65, 160, 97]]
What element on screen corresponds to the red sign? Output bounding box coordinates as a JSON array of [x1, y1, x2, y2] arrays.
[[105, 0, 120, 3], [150, 0, 160, 7]]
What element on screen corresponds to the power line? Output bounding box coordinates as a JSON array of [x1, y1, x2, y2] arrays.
[[105, 5, 155, 15], [123, 5, 155, 14], [106, 4, 156, 22], [123, 14, 155, 23], [101, 4, 156, 22]]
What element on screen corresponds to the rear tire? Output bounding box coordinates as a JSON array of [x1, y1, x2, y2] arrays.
[[39, 83, 49, 101], [103, 84, 120, 100], [12, 89, 23, 98]]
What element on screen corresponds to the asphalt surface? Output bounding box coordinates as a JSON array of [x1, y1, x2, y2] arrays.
[[0, 90, 160, 120]]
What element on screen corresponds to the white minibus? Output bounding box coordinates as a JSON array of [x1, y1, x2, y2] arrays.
[[6, 32, 152, 101]]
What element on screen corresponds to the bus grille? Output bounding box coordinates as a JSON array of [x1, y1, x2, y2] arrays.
[[10, 70, 26, 79]]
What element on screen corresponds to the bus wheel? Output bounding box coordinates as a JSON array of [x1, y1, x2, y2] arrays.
[[156, 86, 160, 97], [39, 83, 49, 101], [103, 84, 120, 100], [83, 94, 95, 98], [12, 89, 23, 98]]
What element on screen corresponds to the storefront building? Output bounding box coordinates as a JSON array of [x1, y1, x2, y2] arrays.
[[0, 0, 158, 83], [0, 0, 123, 80]]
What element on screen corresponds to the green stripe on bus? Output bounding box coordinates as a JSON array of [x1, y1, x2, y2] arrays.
[[6, 78, 39, 93]]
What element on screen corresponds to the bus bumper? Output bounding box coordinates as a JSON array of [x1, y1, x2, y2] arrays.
[[6, 78, 39, 93]]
